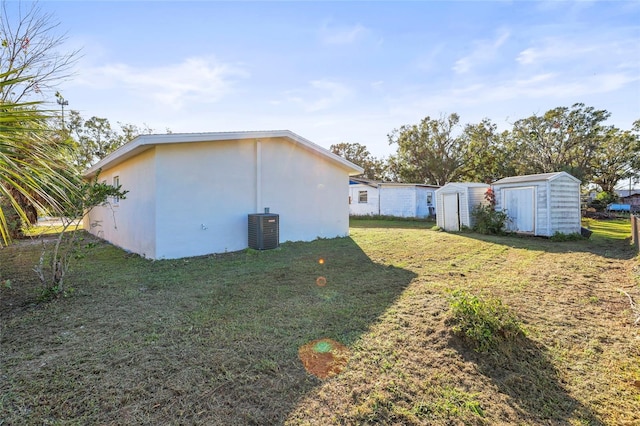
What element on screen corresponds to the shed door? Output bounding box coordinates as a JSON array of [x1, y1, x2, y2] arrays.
[[442, 193, 460, 231], [503, 188, 535, 233]]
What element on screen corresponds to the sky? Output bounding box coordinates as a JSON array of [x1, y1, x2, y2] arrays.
[[14, 0, 640, 158]]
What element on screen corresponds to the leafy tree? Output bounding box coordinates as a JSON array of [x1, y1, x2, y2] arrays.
[[460, 119, 515, 183], [0, 0, 80, 102], [588, 191, 618, 212], [590, 126, 639, 193], [34, 174, 127, 298], [388, 113, 467, 185], [330, 142, 386, 180], [509, 103, 610, 182], [66, 110, 155, 170]]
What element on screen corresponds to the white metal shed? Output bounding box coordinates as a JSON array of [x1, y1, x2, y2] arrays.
[[492, 172, 581, 237], [435, 183, 490, 231]]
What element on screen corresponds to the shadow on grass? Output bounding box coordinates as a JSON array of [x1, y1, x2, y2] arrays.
[[0, 235, 417, 425], [449, 334, 604, 425], [456, 230, 636, 261]]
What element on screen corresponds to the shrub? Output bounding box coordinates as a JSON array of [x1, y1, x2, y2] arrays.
[[550, 232, 584, 242], [447, 290, 523, 352], [471, 204, 509, 235], [588, 191, 618, 212]]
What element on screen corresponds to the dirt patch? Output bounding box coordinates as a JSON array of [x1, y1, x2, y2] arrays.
[[298, 338, 350, 379]]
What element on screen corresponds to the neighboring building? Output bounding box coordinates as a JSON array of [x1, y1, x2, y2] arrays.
[[83, 130, 363, 259], [493, 172, 581, 237], [348, 177, 438, 218], [435, 183, 490, 231], [349, 178, 380, 216], [618, 190, 640, 207]]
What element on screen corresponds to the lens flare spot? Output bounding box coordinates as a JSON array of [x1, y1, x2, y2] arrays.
[[313, 340, 333, 353], [316, 276, 327, 287], [298, 338, 350, 379]]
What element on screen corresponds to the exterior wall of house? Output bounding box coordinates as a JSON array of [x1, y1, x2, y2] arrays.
[[349, 184, 379, 216], [379, 186, 417, 218], [83, 148, 157, 258], [621, 194, 640, 206], [416, 188, 436, 218], [259, 137, 352, 243], [154, 140, 257, 259], [85, 135, 354, 259]]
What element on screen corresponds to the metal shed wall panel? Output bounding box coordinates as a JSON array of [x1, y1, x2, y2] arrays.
[[493, 172, 581, 237], [435, 183, 489, 230]]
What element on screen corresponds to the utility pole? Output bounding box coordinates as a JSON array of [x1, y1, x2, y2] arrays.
[[55, 92, 69, 128]]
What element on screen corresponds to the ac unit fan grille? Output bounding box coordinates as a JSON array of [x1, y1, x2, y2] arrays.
[[248, 213, 279, 250]]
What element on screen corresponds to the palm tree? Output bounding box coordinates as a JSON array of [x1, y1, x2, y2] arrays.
[[0, 70, 79, 245]]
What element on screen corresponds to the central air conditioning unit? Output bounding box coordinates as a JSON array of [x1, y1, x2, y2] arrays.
[[248, 213, 279, 250]]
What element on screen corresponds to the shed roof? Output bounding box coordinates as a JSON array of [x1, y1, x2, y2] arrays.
[[493, 171, 580, 185], [84, 130, 364, 178]]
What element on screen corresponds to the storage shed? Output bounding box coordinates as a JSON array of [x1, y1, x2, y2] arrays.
[[435, 183, 490, 231], [492, 171, 581, 236], [83, 130, 363, 259]]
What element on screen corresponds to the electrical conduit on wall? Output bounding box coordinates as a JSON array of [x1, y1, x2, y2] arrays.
[[256, 140, 262, 213]]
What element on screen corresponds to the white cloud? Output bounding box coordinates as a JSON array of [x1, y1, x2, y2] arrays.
[[75, 57, 249, 109], [517, 39, 596, 65], [319, 21, 368, 45], [453, 29, 510, 74], [517, 34, 639, 69], [285, 79, 352, 112]]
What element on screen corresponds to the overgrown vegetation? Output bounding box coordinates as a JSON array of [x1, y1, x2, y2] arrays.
[[447, 290, 523, 352], [471, 188, 509, 235], [1, 219, 638, 424], [471, 204, 509, 235], [550, 231, 585, 242]]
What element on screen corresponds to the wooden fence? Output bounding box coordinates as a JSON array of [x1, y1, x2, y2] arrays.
[[633, 215, 640, 252]]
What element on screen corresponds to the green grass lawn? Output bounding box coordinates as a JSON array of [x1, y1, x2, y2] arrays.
[[1, 219, 638, 425]]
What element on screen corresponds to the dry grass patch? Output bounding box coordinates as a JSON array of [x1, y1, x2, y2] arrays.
[[1, 218, 639, 425]]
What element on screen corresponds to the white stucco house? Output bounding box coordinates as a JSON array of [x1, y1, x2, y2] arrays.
[[493, 171, 581, 236], [348, 177, 438, 218], [435, 183, 490, 231], [83, 130, 363, 259]]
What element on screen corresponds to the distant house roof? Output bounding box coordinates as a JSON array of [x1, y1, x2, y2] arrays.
[[616, 189, 640, 198], [493, 171, 580, 185], [84, 130, 364, 178], [436, 182, 489, 190], [349, 176, 439, 189], [349, 177, 379, 188]]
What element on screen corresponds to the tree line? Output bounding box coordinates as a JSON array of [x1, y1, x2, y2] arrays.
[[332, 106, 640, 194]]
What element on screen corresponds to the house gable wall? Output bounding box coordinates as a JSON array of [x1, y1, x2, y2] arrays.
[[154, 140, 256, 259], [83, 148, 157, 258], [259, 137, 351, 242], [349, 184, 379, 216]]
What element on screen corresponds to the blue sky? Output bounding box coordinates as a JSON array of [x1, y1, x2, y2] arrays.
[[29, 0, 640, 157]]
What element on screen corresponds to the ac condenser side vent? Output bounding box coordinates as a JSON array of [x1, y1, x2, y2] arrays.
[[248, 213, 279, 250]]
